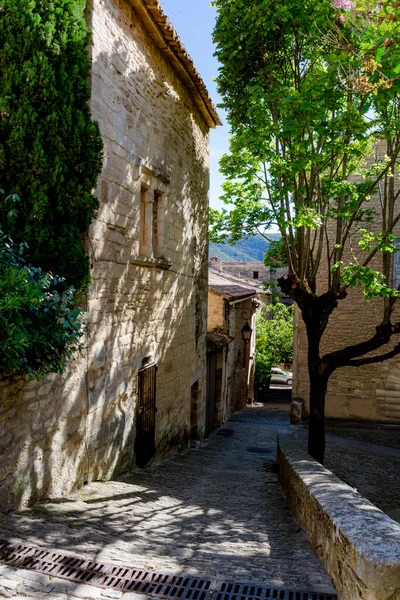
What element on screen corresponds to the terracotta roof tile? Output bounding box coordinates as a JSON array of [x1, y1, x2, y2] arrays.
[[206, 331, 235, 352], [129, 0, 222, 128], [208, 269, 257, 301]]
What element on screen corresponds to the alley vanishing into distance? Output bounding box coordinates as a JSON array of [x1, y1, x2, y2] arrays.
[[0, 403, 336, 599]]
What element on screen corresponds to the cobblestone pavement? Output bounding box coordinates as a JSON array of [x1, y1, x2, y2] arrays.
[[0, 403, 336, 599], [326, 424, 400, 450], [324, 432, 400, 514], [295, 423, 400, 514]]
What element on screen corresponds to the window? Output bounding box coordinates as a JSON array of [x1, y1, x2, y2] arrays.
[[139, 186, 164, 258], [152, 191, 163, 257], [253, 271, 259, 279]]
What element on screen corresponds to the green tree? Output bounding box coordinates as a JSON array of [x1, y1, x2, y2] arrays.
[[255, 303, 294, 398], [0, 0, 103, 292], [211, 0, 400, 462]]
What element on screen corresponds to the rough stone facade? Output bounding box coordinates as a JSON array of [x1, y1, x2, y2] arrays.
[[293, 141, 400, 424], [207, 269, 257, 429], [0, 0, 219, 511], [210, 258, 270, 282]]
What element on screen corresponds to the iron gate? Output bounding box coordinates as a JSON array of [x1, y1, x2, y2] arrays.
[[135, 363, 157, 467]]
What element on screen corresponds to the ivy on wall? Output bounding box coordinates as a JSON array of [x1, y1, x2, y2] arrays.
[[0, 0, 103, 292]]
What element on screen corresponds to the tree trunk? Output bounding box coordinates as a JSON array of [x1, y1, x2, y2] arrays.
[[305, 320, 329, 464], [308, 370, 328, 463]]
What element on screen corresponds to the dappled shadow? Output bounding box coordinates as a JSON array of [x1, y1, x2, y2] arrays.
[[0, 0, 210, 511], [0, 405, 335, 594]]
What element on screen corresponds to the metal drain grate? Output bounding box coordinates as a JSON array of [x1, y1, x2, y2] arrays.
[[0, 541, 213, 600], [0, 541, 337, 600], [214, 582, 337, 600]]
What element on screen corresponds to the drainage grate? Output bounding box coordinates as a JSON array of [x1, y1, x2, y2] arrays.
[[214, 582, 337, 600], [0, 541, 337, 600], [0, 541, 213, 600]]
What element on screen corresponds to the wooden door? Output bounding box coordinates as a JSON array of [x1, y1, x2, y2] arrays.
[[206, 353, 217, 437]]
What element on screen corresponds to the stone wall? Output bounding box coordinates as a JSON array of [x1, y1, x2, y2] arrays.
[[293, 141, 400, 423], [225, 299, 256, 412], [207, 291, 256, 423], [208, 290, 224, 331], [220, 262, 270, 282], [0, 0, 211, 511], [293, 298, 400, 423], [278, 432, 400, 600]]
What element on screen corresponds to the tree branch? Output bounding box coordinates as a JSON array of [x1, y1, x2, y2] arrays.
[[347, 341, 400, 367], [321, 321, 400, 372]]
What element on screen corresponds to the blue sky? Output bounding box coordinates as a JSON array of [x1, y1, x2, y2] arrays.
[[159, 0, 229, 210]]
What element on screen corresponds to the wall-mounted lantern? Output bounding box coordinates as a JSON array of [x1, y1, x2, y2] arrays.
[[241, 320, 253, 345]]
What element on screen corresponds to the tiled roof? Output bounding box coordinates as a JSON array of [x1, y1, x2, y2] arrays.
[[130, 0, 222, 128], [208, 269, 258, 302], [206, 331, 235, 352]]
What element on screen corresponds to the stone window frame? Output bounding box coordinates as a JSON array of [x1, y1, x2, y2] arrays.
[[131, 158, 172, 270]]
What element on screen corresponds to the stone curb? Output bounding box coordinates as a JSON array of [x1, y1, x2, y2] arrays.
[[277, 431, 400, 600]]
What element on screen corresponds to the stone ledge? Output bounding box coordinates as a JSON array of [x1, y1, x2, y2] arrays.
[[277, 431, 400, 600], [130, 256, 172, 270]]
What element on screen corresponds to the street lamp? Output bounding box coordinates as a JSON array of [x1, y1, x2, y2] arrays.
[[241, 320, 253, 345]]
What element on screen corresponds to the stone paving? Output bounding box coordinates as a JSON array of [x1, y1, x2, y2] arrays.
[[295, 421, 400, 514], [0, 403, 336, 599], [324, 431, 400, 514]]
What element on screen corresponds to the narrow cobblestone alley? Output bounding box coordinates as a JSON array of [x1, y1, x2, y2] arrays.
[[0, 404, 335, 599]]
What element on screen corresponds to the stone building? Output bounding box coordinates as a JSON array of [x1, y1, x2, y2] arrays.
[[0, 0, 220, 510], [209, 256, 290, 305], [210, 257, 270, 282], [292, 143, 400, 425], [206, 269, 258, 432]]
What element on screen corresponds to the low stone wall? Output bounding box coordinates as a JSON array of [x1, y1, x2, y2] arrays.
[[277, 432, 400, 600]]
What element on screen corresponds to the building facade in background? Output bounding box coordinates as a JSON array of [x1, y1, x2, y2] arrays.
[[0, 0, 220, 510], [206, 268, 259, 431], [292, 142, 400, 425]]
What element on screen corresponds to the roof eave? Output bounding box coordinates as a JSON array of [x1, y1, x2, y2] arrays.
[[129, 0, 222, 129]]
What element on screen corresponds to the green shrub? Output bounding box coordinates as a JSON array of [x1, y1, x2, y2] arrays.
[[255, 303, 294, 397], [0, 0, 103, 292], [0, 225, 84, 378]]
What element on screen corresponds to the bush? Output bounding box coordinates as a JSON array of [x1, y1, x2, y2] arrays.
[[0, 226, 84, 378], [0, 0, 103, 292]]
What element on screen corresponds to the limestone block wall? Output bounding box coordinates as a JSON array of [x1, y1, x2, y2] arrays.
[[0, 0, 210, 511], [221, 262, 270, 282], [278, 432, 400, 600], [207, 293, 256, 421], [208, 291, 224, 331], [226, 299, 256, 412], [293, 295, 400, 423], [293, 142, 400, 423]]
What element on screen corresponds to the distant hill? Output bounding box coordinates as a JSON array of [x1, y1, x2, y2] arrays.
[[209, 233, 280, 262]]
